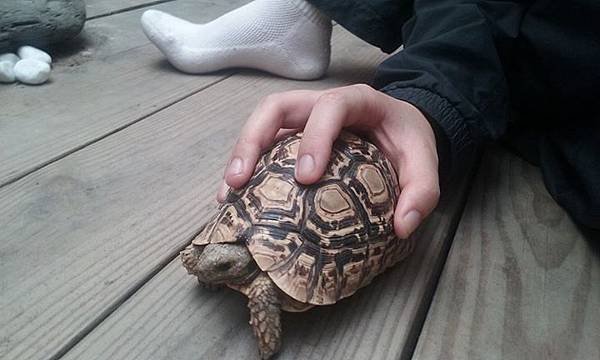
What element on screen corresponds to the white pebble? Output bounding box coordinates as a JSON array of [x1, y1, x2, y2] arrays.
[[0, 53, 20, 66], [14, 59, 51, 85], [17, 46, 52, 65], [0, 61, 16, 83]]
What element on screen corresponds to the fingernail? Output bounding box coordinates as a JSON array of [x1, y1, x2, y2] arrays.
[[296, 154, 315, 179], [217, 181, 229, 202], [227, 157, 243, 177], [403, 210, 422, 238]]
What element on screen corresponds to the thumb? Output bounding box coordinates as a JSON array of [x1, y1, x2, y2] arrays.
[[393, 146, 440, 239]]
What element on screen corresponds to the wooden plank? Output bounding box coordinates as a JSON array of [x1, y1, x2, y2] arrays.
[[62, 172, 472, 360], [0, 0, 247, 188], [86, 0, 175, 19], [0, 27, 389, 360], [413, 147, 600, 360]]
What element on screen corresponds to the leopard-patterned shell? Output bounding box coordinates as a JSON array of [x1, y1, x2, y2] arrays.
[[192, 131, 413, 306]]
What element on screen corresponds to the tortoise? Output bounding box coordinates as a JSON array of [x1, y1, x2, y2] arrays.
[[181, 131, 413, 359]]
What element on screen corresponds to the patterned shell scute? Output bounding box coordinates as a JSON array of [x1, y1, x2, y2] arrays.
[[192, 204, 248, 246], [222, 131, 409, 305], [243, 171, 304, 228]]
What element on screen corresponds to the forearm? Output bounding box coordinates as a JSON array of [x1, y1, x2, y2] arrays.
[[373, 0, 527, 183]]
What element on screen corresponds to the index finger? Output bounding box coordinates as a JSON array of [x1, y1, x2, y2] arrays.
[[224, 90, 321, 189]]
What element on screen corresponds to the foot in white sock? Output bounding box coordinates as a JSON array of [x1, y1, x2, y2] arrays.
[[141, 0, 332, 80]]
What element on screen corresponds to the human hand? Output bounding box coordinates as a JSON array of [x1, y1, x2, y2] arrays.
[[218, 84, 440, 239]]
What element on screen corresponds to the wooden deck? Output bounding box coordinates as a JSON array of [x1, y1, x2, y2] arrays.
[[1, 1, 598, 359]]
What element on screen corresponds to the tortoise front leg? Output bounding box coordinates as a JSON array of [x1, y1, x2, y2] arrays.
[[246, 273, 282, 359]]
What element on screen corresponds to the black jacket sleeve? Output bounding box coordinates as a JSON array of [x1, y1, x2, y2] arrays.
[[373, 0, 528, 184]]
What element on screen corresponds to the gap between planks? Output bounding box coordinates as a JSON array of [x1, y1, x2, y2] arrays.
[[0, 0, 340, 190], [0, 0, 250, 189], [398, 159, 479, 360], [48, 222, 208, 360], [0, 74, 234, 189], [60, 160, 474, 360], [0, 25, 387, 360], [86, 0, 176, 19], [412, 147, 600, 360]]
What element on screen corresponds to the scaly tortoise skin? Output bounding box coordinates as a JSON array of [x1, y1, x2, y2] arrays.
[[181, 131, 414, 359]]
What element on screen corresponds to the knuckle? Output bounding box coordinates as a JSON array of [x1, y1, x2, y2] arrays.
[[236, 134, 252, 145], [351, 83, 374, 95], [298, 134, 333, 160], [300, 132, 324, 145], [235, 135, 257, 152], [354, 84, 381, 111], [257, 93, 284, 114], [317, 90, 347, 107]]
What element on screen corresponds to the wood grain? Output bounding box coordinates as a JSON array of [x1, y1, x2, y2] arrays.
[[62, 173, 472, 360], [0, 27, 389, 360], [413, 147, 600, 360], [0, 0, 247, 188]]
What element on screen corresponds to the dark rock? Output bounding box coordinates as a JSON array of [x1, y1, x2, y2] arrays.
[[0, 0, 86, 52]]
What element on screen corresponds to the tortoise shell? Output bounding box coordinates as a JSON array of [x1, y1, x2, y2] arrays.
[[193, 131, 413, 305]]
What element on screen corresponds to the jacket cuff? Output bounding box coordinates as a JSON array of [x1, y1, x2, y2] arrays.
[[379, 85, 477, 186]]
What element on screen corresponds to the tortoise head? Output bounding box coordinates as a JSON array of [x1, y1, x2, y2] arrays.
[[181, 207, 259, 285], [181, 243, 258, 285]]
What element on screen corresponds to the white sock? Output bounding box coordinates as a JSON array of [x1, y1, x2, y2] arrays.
[[140, 0, 332, 80]]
